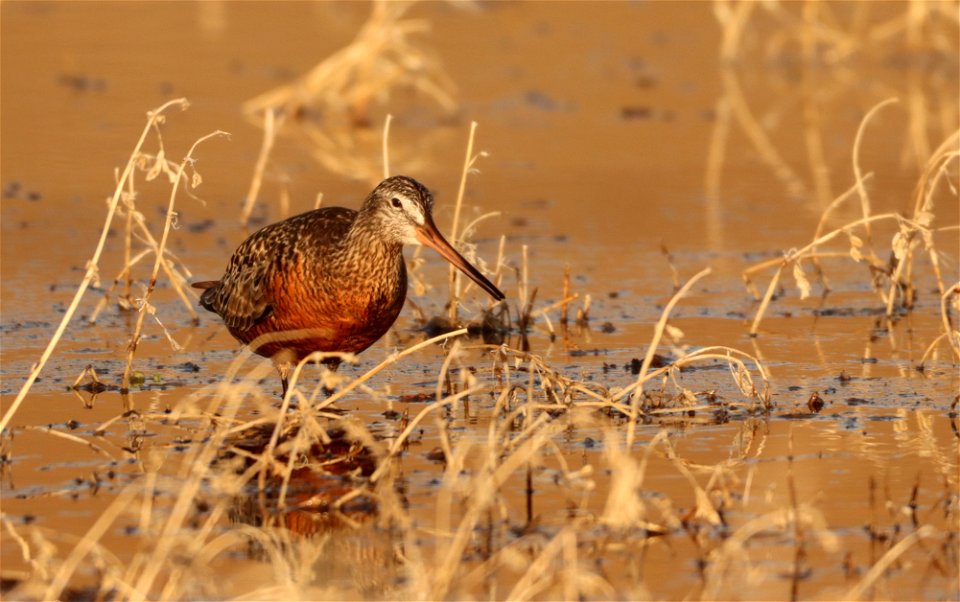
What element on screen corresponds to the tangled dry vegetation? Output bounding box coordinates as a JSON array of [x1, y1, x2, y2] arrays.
[[710, 0, 959, 367], [741, 99, 959, 361]]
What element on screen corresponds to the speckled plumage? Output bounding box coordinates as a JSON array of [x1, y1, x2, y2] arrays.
[[194, 176, 504, 395]]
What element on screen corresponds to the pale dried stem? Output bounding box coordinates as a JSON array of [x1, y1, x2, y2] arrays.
[[748, 212, 913, 335], [844, 525, 937, 600], [20, 426, 115, 461], [0, 98, 188, 435], [382, 112, 393, 178], [370, 387, 478, 484], [129, 211, 199, 320], [614, 346, 769, 404], [428, 421, 560, 599], [131, 383, 246, 597], [123, 178, 135, 301], [505, 528, 571, 600], [88, 248, 152, 323], [43, 486, 141, 600], [626, 267, 712, 448], [852, 97, 899, 253], [121, 130, 230, 392], [807, 174, 877, 271], [702, 505, 837, 601], [716, 0, 756, 62], [919, 283, 960, 364], [240, 108, 277, 226], [448, 121, 479, 322], [317, 328, 469, 410], [91, 158, 202, 324]]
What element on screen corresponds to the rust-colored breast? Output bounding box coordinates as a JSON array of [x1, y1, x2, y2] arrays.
[[202, 206, 409, 364], [231, 249, 407, 363]]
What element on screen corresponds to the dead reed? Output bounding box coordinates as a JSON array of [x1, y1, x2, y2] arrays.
[[0, 99, 213, 433], [741, 98, 959, 368]]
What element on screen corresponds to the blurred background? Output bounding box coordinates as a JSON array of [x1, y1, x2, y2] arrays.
[[3, 2, 956, 319]]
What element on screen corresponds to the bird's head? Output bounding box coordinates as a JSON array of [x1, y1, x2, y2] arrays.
[[362, 175, 505, 301]]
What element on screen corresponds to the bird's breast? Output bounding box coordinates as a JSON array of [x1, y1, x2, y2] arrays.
[[237, 251, 408, 360]]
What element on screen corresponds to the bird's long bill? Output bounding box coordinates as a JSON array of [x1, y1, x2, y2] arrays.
[[416, 215, 505, 301]]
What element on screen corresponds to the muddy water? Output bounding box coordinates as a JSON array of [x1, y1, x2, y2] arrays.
[[2, 2, 958, 600]]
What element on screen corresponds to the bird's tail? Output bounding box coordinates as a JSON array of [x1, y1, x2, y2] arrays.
[[191, 281, 219, 312]]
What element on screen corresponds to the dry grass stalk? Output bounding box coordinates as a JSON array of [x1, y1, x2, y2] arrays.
[[0, 98, 190, 434], [88, 174, 202, 326], [917, 282, 960, 368], [626, 267, 712, 447], [381, 112, 393, 179], [897, 128, 959, 306], [701, 504, 839, 601], [844, 525, 938, 601], [120, 129, 230, 392], [743, 118, 958, 339], [447, 121, 486, 323], [851, 98, 899, 253], [20, 426, 114, 461], [239, 108, 279, 226]]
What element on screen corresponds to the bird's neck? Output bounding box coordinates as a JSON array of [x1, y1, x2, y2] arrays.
[[337, 210, 404, 285]]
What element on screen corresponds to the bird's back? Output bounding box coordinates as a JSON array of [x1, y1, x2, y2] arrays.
[[199, 207, 355, 331]]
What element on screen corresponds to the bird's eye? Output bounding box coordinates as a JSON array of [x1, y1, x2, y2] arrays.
[[391, 197, 402, 209]]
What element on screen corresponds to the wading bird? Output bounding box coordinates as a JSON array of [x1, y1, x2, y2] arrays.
[[193, 176, 505, 395]]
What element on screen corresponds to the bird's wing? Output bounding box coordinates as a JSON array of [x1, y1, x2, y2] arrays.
[[199, 208, 355, 332]]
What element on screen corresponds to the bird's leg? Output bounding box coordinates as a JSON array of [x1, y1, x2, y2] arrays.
[[277, 362, 291, 398]]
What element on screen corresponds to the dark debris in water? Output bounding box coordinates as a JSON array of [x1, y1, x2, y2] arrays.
[[187, 219, 215, 233], [57, 72, 107, 92], [807, 392, 825, 413], [625, 354, 672, 374], [425, 447, 446, 463], [2, 180, 42, 202], [813, 306, 902, 318]]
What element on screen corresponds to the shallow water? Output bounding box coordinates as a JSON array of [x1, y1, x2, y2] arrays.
[[2, 2, 958, 600]]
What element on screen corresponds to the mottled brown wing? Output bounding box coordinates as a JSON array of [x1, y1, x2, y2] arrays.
[[198, 207, 355, 332]]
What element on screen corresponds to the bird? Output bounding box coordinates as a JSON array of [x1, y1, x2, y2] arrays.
[[192, 175, 505, 396]]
